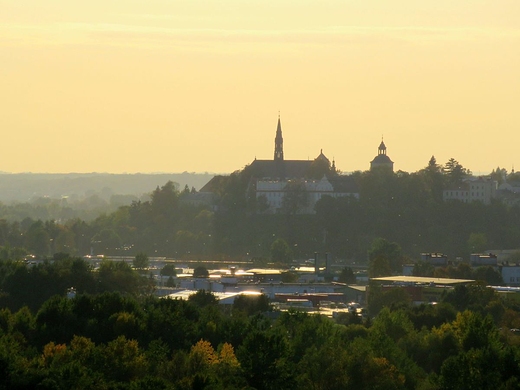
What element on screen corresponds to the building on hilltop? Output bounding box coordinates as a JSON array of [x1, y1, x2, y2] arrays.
[[247, 116, 334, 180], [496, 178, 520, 206], [199, 116, 360, 213], [247, 116, 358, 214], [255, 175, 359, 214], [443, 177, 497, 205], [370, 138, 394, 172]]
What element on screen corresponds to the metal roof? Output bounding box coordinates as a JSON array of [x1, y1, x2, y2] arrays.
[[371, 276, 474, 285]]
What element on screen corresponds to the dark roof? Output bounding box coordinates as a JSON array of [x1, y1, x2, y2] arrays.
[[370, 154, 393, 164], [315, 150, 330, 164], [249, 159, 313, 179], [199, 175, 229, 193]]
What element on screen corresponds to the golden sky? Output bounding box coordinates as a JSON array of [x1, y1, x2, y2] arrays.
[[1, 1, 519, 174]]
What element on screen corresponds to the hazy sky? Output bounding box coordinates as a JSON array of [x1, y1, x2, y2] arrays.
[[1, 1, 519, 174]]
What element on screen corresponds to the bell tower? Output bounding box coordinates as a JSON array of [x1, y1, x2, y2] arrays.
[[274, 114, 284, 161]]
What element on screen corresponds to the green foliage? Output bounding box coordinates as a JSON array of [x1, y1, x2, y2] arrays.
[[270, 238, 292, 264], [98, 260, 142, 295], [1, 172, 520, 266], [193, 266, 209, 278], [188, 290, 218, 308], [133, 252, 149, 269], [442, 158, 471, 185], [467, 232, 488, 253], [233, 294, 270, 316], [0, 285, 519, 388], [412, 261, 435, 277], [165, 276, 175, 287], [369, 255, 392, 278], [368, 283, 412, 316], [281, 180, 308, 215], [160, 264, 177, 277], [280, 271, 299, 283], [338, 266, 357, 284], [472, 266, 504, 285], [369, 238, 403, 273], [0, 256, 96, 312]]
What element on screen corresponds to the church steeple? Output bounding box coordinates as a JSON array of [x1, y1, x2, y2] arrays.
[[370, 136, 394, 172], [378, 136, 387, 155], [274, 114, 284, 161]]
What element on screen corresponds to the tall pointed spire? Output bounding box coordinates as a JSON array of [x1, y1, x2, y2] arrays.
[[274, 114, 284, 161]]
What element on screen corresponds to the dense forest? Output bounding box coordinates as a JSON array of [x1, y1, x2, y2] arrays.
[[1, 255, 520, 389], [1, 160, 520, 388], [0, 159, 518, 266]]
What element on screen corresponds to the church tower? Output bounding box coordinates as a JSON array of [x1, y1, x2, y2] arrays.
[[370, 137, 394, 171], [274, 115, 284, 161]]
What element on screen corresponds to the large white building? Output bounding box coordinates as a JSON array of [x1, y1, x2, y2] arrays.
[[255, 175, 359, 214], [443, 177, 497, 205]]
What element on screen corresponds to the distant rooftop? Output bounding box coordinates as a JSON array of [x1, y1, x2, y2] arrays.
[[371, 275, 474, 285]]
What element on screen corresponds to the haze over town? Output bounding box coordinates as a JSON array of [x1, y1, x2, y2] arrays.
[[1, 1, 519, 175]]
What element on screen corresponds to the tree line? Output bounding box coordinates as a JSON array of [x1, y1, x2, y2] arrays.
[[1, 273, 520, 388], [0, 159, 519, 264]]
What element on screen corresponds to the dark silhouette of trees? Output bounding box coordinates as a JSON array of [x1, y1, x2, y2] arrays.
[[369, 238, 404, 274], [338, 267, 357, 284], [0, 273, 519, 389], [193, 266, 209, 278], [133, 252, 149, 270], [281, 180, 308, 215], [443, 158, 471, 185], [160, 264, 177, 277], [270, 238, 292, 264]]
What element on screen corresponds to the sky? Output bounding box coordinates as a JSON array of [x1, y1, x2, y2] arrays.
[[1, 1, 519, 175]]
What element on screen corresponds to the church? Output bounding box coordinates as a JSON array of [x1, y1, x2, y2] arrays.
[[200, 116, 394, 214], [370, 138, 394, 171], [246, 116, 359, 214], [247, 116, 337, 180]]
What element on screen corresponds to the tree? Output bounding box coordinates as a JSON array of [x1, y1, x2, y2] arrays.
[[166, 276, 176, 287], [233, 294, 270, 316], [412, 261, 435, 277], [368, 238, 403, 273], [97, 260, 141, 295], [256, 195, 270, 214], [24, 220, 51, 257], [281, 180, 308, 215], [490, 166, 507, 184], [467, 233, 487, 254], [367, 283, 411, 316], [101, 336, 147, 382], [134, 252, 149, 270], [421, 155, 445, 202], [426, 155, 441, 173], [270, 238, 292, 264], [369, 255, 392, 278], [160, 264, 177, 277], [338, 267, 357, 284], [472, 266, 503, 285], [280, 271, 299, 283], [193, 266, 209, 278], [443, 158, 471, 185], [188, 290, 218, 307]]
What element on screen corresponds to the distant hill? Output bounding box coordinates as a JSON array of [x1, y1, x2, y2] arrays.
[[0, 173, 217, 202]]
